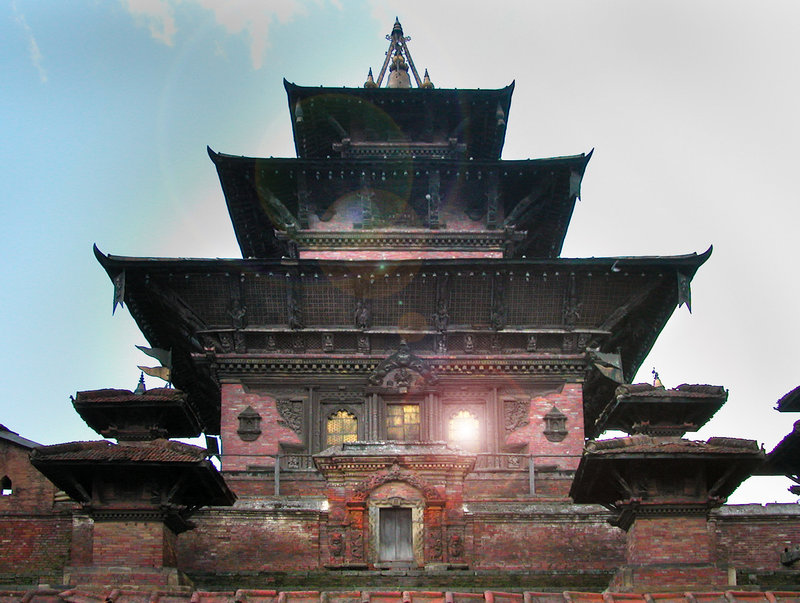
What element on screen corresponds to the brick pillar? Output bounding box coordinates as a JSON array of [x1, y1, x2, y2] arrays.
[[608, 506, 729, 592], [64, 514, 190, 587]]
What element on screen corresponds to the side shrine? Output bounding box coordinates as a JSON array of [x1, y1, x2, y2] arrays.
[[2, 19, 800, 598]]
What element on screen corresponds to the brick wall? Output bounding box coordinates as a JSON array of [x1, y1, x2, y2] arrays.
[[468, 511, 626, 571], [627, 515, 714, 565], [221, 384, 303, 472], [0, 440, 72, 584], [178, 510, 321, 572], [714, 504, 800, 572], [505, 383, 584, 472], [0, 441, 56, 515], [92, 521, 176, 568]]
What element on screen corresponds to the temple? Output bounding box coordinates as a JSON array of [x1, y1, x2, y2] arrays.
[[2, 18, 799, 599]]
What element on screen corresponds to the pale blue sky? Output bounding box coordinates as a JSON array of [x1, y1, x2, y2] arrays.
[[2, 0, 799, 503]]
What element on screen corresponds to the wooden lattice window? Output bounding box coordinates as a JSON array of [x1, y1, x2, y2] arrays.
[[326, 410, 358, 447], [449, 410, 480, 451], [386, 404, 420, 441], [1, 476, 11, 496]]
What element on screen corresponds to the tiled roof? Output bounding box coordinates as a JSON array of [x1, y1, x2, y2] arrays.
[[615, 383, 727, 399], [74, 388, 186, 404], [30, 439, 207, 463], [1, 589, 798, 603], [0, 424, 40, 449], [586, 435, 761, 456]]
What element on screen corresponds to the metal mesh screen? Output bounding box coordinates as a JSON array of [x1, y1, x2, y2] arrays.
[[449, 273, 492, 327], [169, 274, 230, 327], [507, 273, 567, 327], [244, 274, 287, 325], [370, 273, 435, 329], [302, 274, 353, 326], [576, 273, 652, 327]]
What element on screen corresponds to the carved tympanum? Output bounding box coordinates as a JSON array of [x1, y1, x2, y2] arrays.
[[277, 399, 304, 437], [504, 399, 530, 433]]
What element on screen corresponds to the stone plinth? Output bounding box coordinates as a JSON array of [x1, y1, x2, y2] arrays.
[[570, 435, 764, 592]]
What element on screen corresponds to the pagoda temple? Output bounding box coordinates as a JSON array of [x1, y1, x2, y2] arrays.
[[2, 19, 799, 596]]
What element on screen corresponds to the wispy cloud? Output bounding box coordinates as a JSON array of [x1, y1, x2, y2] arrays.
[[121, 0, 325, 69], [11, 1, 47, 83], [124, 0, 177, 46]]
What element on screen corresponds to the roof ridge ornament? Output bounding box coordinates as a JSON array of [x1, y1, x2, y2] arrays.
[[370, 18, 432, 89]]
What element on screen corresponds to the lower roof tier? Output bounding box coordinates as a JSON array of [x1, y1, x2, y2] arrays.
[[95, 247, 709, 434]]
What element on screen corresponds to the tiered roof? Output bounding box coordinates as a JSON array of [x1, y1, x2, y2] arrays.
[[97, 19, 710, 437]]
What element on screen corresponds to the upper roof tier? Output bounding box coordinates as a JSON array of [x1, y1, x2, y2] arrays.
[[287, 16, 512, 160], [286, 80, 514, 161]]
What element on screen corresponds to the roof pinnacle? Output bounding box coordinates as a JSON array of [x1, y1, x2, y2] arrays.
[[371, 18, 430, 89], [364, 67, 377, 88]]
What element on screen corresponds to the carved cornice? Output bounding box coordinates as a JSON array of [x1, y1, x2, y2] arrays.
[[199, 355, 587, 380], [278, 230, 521, 250], [609, 499, 724, 531]]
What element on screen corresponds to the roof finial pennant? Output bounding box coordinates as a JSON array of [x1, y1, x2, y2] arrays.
[[112, 269, 125, 315], [136, 344, 173, 387]]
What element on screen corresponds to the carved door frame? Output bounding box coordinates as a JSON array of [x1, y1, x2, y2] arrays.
[[368, 496, 425, 568]]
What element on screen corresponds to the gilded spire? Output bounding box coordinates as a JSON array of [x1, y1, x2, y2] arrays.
[[364, 67, 377, 88], [369, 18, 431, 89]]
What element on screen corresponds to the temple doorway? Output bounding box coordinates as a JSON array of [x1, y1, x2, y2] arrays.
[[379, 507, 413, 564]]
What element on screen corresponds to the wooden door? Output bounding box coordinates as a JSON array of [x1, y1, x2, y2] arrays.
[[379, 507, 413, 563]]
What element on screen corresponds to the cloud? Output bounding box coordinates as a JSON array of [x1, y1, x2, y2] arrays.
[[11, 1, 47, 83], [122, 0, 318, 69], [124, 0, 177, 46]]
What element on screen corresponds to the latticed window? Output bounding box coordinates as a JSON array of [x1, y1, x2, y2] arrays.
[[449, 410, 480, 451], [386, 404, 420, 441], [326, 410, 358, 447]]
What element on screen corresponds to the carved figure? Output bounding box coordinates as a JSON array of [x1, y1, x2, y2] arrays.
[[229, 303, 247, 329], [277, 400, 304, 437], [464, 334, 474, 353], [448, 534, 464, 559], [330, 532, 344, 558], [288, 296, 303, 329], [350, 530, 364, 560], [432, 299, 449, 332], [504, 399, 530, 433], [355, 300, 371, 330]]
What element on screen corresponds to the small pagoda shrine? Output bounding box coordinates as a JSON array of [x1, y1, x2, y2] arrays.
[[571, 383, 765, 591], [31, 386, 235, 587]]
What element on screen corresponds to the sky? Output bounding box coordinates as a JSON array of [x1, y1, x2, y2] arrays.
[[2, 0, 799, 504]]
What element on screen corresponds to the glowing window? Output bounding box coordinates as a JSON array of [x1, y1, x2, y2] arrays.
[[1, 476, 11, 496], [386, 404, 421, 441], [449, 410, 480, 451], [326, 410, 358, 447]]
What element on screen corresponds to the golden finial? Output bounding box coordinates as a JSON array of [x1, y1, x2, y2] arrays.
[[421, 68, 434, 89], [652, 368, 664, 388], [364, 67, 377, 88]]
